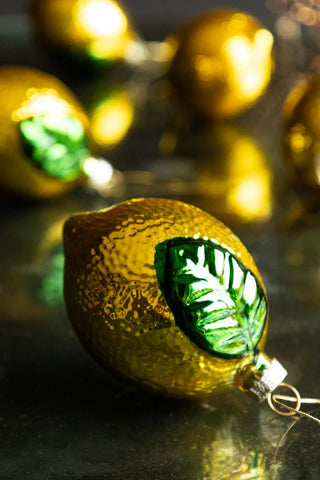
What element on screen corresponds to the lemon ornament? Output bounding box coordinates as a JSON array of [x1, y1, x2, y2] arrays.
[[0, 66, 89, 199], [0, 66, 122, 200], [64, 198, 287, 401], [31, 0, 140, 67], [283, 75, 320, 190], [166, 9, 274, 120]]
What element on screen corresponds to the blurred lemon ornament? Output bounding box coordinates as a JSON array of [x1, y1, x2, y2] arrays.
[[283, 75, 320, 190], [0, 66, 90, 199], [31, 0, 141, 67], [0, 66, 121, 200], [166, 9, 274, 120], [64, 198, 287, 400]]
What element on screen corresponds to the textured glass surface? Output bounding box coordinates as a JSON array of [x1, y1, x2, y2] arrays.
[[19, 114, 89, 181], [155, 238, 267, 359], [63, 198, 266, 399]]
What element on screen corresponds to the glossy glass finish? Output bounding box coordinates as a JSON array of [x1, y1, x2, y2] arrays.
[[20, 114, 89, 181], [64, 198, 267, 398], [0, 66, 88, 199], [155, 237, 267, 358]]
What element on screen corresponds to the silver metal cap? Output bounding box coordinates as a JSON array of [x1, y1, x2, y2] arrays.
[[240, 353, 288, 402]]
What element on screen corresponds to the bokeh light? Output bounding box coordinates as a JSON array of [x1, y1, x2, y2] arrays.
[[73, 0, 127, 38], [266, 0, 320, 26]]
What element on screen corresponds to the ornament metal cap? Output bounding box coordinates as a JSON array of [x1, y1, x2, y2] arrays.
[[240, 353, 288, 403]]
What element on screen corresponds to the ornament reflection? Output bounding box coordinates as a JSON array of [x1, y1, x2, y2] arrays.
[[33, 218, 65, 306], [159, 124, 272, 223], [89, 90, 134, 148]]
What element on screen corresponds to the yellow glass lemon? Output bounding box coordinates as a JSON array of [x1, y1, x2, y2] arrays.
[[283, 75, 320, 189], [63, 198, 284, 399], [166, 9, 274, 120], [31, 0, 139, 66], [0, 66, 90, 200]]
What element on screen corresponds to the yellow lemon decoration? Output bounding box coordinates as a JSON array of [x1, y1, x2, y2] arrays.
[[166, 9, 274, 120], [63, 198, 288, 399], [0, 66, 89, 200], [283, 75, 320, 189], [31, 0, 139, 66]]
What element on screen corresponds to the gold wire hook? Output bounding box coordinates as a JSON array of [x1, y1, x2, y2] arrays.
[[267, 382, 320, 425]]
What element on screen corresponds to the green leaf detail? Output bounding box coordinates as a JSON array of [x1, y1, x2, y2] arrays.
[[155, 238, 267, 359], [19, 115, 89, 182]]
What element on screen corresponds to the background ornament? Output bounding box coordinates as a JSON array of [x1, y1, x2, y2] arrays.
[[166, 9, 274, 119], [0, 66, 89, 199], [30, 0, 143, 68], [0, 66, 121, 200], [283, 74, 320, 191]]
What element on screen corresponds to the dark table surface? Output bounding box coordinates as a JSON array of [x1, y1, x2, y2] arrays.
[[1, 8, 320, 480]]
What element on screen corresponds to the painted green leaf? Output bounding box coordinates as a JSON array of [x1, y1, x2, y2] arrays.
[[19, 115, 89, 181], [155, 238, 267, 359]]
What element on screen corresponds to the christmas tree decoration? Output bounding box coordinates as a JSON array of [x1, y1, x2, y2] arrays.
[[63, 198, 287, 401], [283, 75, 320, 190], [166, 9, 274, 120], [30, 0, 142, 67], [0, 66, 89, 199], [0, 66, 120, 200]]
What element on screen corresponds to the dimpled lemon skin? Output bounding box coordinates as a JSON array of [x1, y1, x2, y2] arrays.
[[167, 9, 273, 120], [64, 198, 268, 398], [0, 66, 88, 200]]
